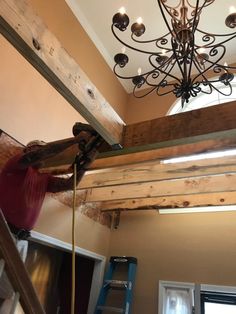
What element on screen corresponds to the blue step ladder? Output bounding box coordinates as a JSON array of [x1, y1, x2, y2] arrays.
[[95, 256, 137, 314]]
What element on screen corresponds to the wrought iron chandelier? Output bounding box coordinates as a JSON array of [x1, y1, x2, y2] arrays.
[[112, 0, 236, 105]]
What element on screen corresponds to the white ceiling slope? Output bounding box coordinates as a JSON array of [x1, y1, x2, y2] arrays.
[[66, 0, 236, 93]]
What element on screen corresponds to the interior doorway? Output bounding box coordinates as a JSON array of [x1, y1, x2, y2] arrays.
[[25, 240, 95, 313]]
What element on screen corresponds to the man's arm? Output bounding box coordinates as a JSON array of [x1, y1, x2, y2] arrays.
[[18, 132, 92, 169], [47, 147, 99, 193]]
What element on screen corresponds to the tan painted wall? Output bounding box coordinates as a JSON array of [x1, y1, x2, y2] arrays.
[[35, 196, 110, 256], [0, 35, 110, 256], [0, 35, 86, 145], [126, 91, 177, 124], [28, 0, 128, 121], [108, 210, 236, 314]]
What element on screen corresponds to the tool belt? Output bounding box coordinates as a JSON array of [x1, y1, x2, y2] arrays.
[[7, 222, 31, 240]]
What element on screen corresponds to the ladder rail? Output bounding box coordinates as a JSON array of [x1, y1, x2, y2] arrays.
[[0, 209, 45, 314], [95, 256, 137, 314]]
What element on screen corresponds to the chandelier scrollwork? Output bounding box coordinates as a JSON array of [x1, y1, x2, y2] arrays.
[[112, 0, 236, 105]]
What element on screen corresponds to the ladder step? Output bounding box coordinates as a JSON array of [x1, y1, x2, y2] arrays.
[[105, 280, 128, 289], [97, 306, 124, 313]]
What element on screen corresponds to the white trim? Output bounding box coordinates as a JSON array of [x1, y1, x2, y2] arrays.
[[30, 231, 106, 314], [201, 284, 236, 294], [87, 258, 106, 314], [159, 280, 195, 314], [194, 284, 201, 314]]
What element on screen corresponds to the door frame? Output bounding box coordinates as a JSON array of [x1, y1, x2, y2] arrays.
[[30, 230, 106, 314]]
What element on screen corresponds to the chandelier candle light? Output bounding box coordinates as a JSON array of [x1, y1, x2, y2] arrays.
[[112, 0, 236, 105]]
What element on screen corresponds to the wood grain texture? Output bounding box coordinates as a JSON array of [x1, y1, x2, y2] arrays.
[[40, 137, 236, 172], [83, 173, 236, 202], [97, 191, 236, 211], [123, 101, 236, 148], [80, 156, 236, 188], [0, 0, 124, 145]]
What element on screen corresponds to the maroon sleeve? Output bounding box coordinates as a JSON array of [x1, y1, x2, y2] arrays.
[[47, 175, 68, 193]]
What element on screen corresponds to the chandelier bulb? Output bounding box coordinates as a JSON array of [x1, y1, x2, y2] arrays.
[[161, 49, 166, 55], [136, 17, 143, 24], [119, 7, 126, 15], [137, 67, 142, 75], [198, 47, 205, 54], [121, 46, 126, 54], [229, 6, 236, 14]]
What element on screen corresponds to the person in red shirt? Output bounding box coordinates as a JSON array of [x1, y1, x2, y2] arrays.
[[0, 123, 102, 238]]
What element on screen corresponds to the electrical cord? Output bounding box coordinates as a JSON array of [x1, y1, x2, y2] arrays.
[[71, 162, 77, 314]]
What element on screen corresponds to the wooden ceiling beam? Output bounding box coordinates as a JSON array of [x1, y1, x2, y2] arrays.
[[94, 191, 236, 212], [82, 173, 236, 202], [40, 133, 236, 172], [0, 0, 124, 146], [81, 155, 236, 189], [92, 102, 236, 169], [123, 101, 236, 148]]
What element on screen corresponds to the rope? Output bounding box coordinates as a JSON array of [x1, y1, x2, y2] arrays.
[[71, 162, 77, 314]]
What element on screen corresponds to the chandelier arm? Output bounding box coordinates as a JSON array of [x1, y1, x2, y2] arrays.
[[187, 43, 196, 84], [187, 0, 215, 10], [156, 86, 176, 97], [197, 28, 236, 38], [113, 64, 156, 81], [191, 0, 200, 33], [191, 59, 215, 88], [191, 0, 215, 20], [205, 81, 233, 97], [157, 0, 179, 39], [187, 1, 200, 80], [171, 39, 186, 79], [133, 85, 158, 98], [191, 58, 234, 98], [192, 45, 227, 84], [130, 31, 171, 44], [203, 57, 236, 71], [224, 65, 236, 70], [196, 29, 236, 47], [202, 80, 233, 96], [148, 54, 182, 83], [111, 25, 160, 55]]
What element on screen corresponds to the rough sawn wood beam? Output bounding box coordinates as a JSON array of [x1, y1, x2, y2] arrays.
[[40, 102, 236, 171], [0, 0, 124, 146], [123, 101, 236, 148]]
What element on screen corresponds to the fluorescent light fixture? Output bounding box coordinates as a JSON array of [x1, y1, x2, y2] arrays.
[[159, 205, 236, 214], [161, 148, 236, 164]]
